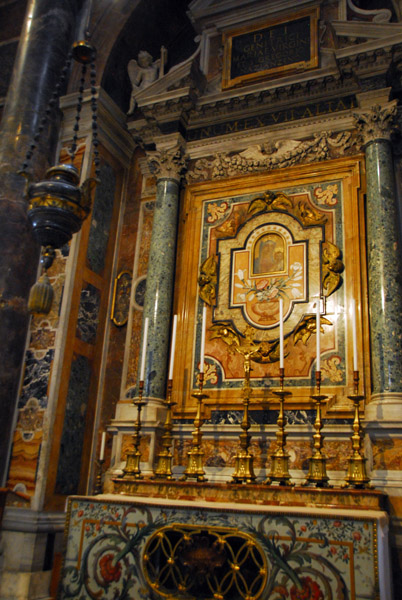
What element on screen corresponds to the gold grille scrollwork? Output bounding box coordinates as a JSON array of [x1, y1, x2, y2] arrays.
[[143, 524, 268, 600]]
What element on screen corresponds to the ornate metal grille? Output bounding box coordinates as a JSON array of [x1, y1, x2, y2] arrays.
[[143, 523, 267, 599]]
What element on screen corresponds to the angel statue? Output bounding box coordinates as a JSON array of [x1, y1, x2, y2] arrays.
[[127, 47, 167, 114]]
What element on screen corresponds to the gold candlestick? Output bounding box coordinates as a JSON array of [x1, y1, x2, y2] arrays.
[[121, 380, 146, 479], [153, 379, 176, 479], [265, 368, 293, 486], [231, 353, 256, 484], [304, 372, 331, 487], [94, 458, 105, 494], [343, 371, 371, 488], [182, 373, 208, 482]]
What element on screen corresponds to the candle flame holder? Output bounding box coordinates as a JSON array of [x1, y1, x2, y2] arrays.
[[303, 372, 331, 487], [121, 380, 146, 479], [181, 373, 208, 482], [343, 371, 371, 488], [231, 353, 256, 484], [153, 379, 177, 479], [265, 368, 293, 486]]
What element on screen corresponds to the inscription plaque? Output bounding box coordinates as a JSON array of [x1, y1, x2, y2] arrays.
[[223, 7, 319, 89]]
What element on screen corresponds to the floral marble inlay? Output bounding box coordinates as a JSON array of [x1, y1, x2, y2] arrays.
[[60, 496, 384, 600]]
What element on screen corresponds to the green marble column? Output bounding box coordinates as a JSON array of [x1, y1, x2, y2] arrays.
[[135, 147, 187, 403], [0, 0, 79, 483], [355, 101, 402, 420]]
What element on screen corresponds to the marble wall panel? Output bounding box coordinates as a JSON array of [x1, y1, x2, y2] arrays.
[[86, 162, 116, 275], [55, 354, 92, 495], [372, 439, 402, 470], [76, 282, 101, 344]]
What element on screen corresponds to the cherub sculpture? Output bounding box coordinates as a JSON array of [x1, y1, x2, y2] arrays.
[[127, 47, 167, 114]]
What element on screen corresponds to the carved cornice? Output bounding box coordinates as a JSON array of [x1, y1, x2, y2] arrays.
[[147, 146, 188, 181], [187, 131, 357, 182], [353, 101, 398, 145]]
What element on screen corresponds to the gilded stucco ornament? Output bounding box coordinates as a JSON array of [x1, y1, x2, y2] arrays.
[[187, 132, 354, 182], [209, 322, 280, 363], [147, 146, 188, 181], [293, 315, 332, 346], [248, 190, 327, 228], [198, 255, 217, 306], [353, 101, 398, 145], [322, 240, 344, 297]]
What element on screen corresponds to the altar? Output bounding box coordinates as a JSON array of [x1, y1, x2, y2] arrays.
[[60, 484, 391, 600]]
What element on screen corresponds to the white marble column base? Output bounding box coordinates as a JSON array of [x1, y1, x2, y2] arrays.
[[365, 392, 402, 422]]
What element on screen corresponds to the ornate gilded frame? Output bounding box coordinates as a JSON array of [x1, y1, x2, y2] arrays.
[[173, 157, 368, 417]]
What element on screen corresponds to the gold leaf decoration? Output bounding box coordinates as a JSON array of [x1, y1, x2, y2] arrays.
[[198, 255, 218, 306], [209, 322, 281, 363], [293, 315, 332, 346], [293, 199, 327, 226], [247, 191, 293, 216], [322, 241, 344, 297]]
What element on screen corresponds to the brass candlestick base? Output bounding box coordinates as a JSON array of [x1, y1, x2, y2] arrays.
[[153, 379, 176, 480], [265, 368, 293, 486], [94, 458, 105, 494], [343, 371, 371, 488], [181, 374, 208, 482], [304, 372, 331, 488], [231, 354, 256, 484], [121, 381, 146, 479]]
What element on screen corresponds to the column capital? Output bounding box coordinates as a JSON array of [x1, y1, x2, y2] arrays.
[[353, 100, 398, 146], [147, 146, 188, 182]]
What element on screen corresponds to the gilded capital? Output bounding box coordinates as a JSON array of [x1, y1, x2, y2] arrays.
[[353, 101, 398, 146], [147, 146, 188, 181]]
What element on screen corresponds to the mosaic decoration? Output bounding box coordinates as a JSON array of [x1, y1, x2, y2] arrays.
[[86, 161, 116, 275], [76, 283, 101, 343], [60, 496, 381, 600], [55, 354, 92, 495]]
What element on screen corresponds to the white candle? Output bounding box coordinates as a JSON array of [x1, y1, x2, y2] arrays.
[[100, 431, 106, 460], [199, 305, 207, 373], [316, 299, 321, 372], [168, 314, 178, 380], [351, 299, 358, 371], [279, 298, 284, 369], [139, 317, 149, 381]]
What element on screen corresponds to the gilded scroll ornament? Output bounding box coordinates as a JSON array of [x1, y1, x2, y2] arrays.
[[322, 240, 344, 297], [247, 190, 327, 227], [293, 315, 332, 346], [198, 255, 217, 306], [210, 322, 280, 363]]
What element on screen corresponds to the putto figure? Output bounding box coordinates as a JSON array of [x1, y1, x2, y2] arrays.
[[127, 47, 167, 114]]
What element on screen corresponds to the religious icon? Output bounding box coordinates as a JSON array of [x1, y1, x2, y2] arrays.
[[252, 233, 285, 275]]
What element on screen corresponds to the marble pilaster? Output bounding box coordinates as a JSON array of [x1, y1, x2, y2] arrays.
[[134, 146, 187, 421], [354, 101, 402, 421], [0, 0, 78, 484]]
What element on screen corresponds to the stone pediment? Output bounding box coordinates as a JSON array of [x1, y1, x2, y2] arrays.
[[131, 47, 205, 111]]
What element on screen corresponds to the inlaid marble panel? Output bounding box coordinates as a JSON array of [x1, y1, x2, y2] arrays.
[[76, 282, 101, 344], [60, 496, 388, 600], [86, 161, 116, 275], [55, 354, 92, 495], [18, 349, 54, 409]]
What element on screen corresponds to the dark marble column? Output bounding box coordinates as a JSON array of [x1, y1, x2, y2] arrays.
[[135, 147, 186, 406], [354, 101, 402, 421], [0, 0, 79, 483]]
